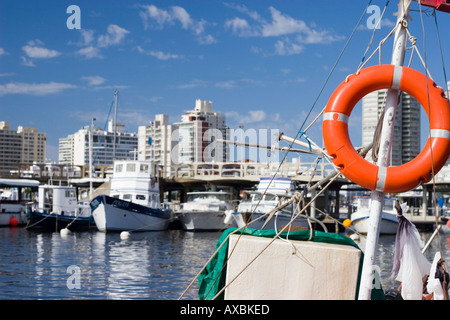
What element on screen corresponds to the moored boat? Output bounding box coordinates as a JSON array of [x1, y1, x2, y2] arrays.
[[26, 182, 94, 231], [177, 191, 236, 231], [233, 177, 309, 231], [0, 178, 39, 227], [350, 197, 398, 235], [90, 160, 172, 232]]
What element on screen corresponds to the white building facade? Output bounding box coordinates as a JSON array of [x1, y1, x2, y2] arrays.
[[0, 121, 46, 176], [362, 90, 420, 166], [58, 120, 138, 166], [138, 114, 177, 176], [174, 99, 228, 165]]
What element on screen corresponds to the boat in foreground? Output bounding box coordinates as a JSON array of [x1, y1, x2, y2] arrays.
[[0, 178, 39, 226], [90, 160, 171, 232], [177, 191, 237, 231], [350, 197, 398, 235], [26, 182, 93, 231]]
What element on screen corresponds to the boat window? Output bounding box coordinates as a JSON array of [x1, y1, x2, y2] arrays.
[[140, 164, 149, 173], [115, 164, 123, 173], [65, 190, 76, 198], [136, 195, 146, 200], [123, 194, 132, 200], [126, 163, 136, 172], [253, 194, 262, 201], [264, 195, 277, 201]]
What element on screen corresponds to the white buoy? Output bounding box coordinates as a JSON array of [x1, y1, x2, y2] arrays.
[[60, 228, 72, 236], [120, 231, 131, 239]]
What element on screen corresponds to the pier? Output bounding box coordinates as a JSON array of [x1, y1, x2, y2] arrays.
[[6, 160, 449, 230]]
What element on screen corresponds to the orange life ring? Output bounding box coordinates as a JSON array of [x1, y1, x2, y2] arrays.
[[322, 64, 450, 193]]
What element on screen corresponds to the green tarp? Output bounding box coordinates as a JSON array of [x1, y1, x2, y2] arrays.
[[198, 227, 385, 300]]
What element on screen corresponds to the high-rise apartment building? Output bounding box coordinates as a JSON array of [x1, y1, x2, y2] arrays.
[[362, 90, 420, 166], [58, 120, 138, 166], [138, 114, 177, 176], [174, 99, 228, 164], [0, 121, 46, 176]]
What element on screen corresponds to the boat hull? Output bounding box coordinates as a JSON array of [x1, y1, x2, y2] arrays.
[[351, 211, 398, 235], [178, 210, 236, 231], [90, 195, 170, 232], [0, 211, 27, 227], [26, 211, 95, 231]]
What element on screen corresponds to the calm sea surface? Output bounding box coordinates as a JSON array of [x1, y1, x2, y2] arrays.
[[0, 226, 449, 300]]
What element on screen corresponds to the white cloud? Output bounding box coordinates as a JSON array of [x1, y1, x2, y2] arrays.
[[177, 78, 208, 89], [137, 46, 183, 60], [226, 110, 267, 123], [80, 29, 95, 46], [21, 56, 35, 67], [225, 17, 257, 37], [0, 48, 6, 56], [261, 7, 310, 37], [73, 25, 128, 59], [225, 5, 343, 55], [274, 39, 304, 56], [22, 40, 60, 58], [76, 46, 103, 59], [139, 5, 216, 44], [98, 24, 130, 48], [0, 82, 76, 96], [81, 76, 106, 86]]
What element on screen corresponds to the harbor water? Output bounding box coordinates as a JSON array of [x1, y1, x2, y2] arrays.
[[0, 226, 449, 300]]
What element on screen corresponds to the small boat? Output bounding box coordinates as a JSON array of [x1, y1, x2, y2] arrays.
[[177, 191, 237, 231], [90, 160, 172, 232], [26, 182, 94, 231], [350, 197, 399, 235], [0, 178, 39, 226], [233, 177, 309, 231]]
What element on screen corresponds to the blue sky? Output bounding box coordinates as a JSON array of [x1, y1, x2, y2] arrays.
[[1, 0, 449, 162]]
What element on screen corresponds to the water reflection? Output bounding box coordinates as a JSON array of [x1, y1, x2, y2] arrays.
[[0, 227, 448, 299], [0, 228, 221, 299]]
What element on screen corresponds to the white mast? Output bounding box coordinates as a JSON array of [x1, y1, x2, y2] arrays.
[[358, 0, 411, 300], [89, 117, 96, 199], [113, 89, 118, 160]]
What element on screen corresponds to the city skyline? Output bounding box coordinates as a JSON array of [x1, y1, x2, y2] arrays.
[[1, 1, 449, 162]]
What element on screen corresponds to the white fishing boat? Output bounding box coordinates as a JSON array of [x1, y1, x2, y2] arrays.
[[90, 160, 172, 232], [177, 191, 236, 231], [0, 178, 39, 226], [233, 177, 309, 231], [350, 197, 398, 235], [26, 181, 93, 231]]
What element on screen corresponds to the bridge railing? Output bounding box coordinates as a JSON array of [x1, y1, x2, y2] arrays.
[[165, 161, 337, 182]]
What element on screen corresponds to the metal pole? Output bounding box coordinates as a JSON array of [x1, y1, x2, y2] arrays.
[[358, 0, 410, 300], [113, 89, 118, 160], [89, 117, 95, 200]]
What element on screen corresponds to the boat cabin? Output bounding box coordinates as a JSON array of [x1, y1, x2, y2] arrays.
[[38, 183, 79, 215], [185, 191, 233, 203], [0, 179, 39, 213], [109, 160, 161, 209]]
